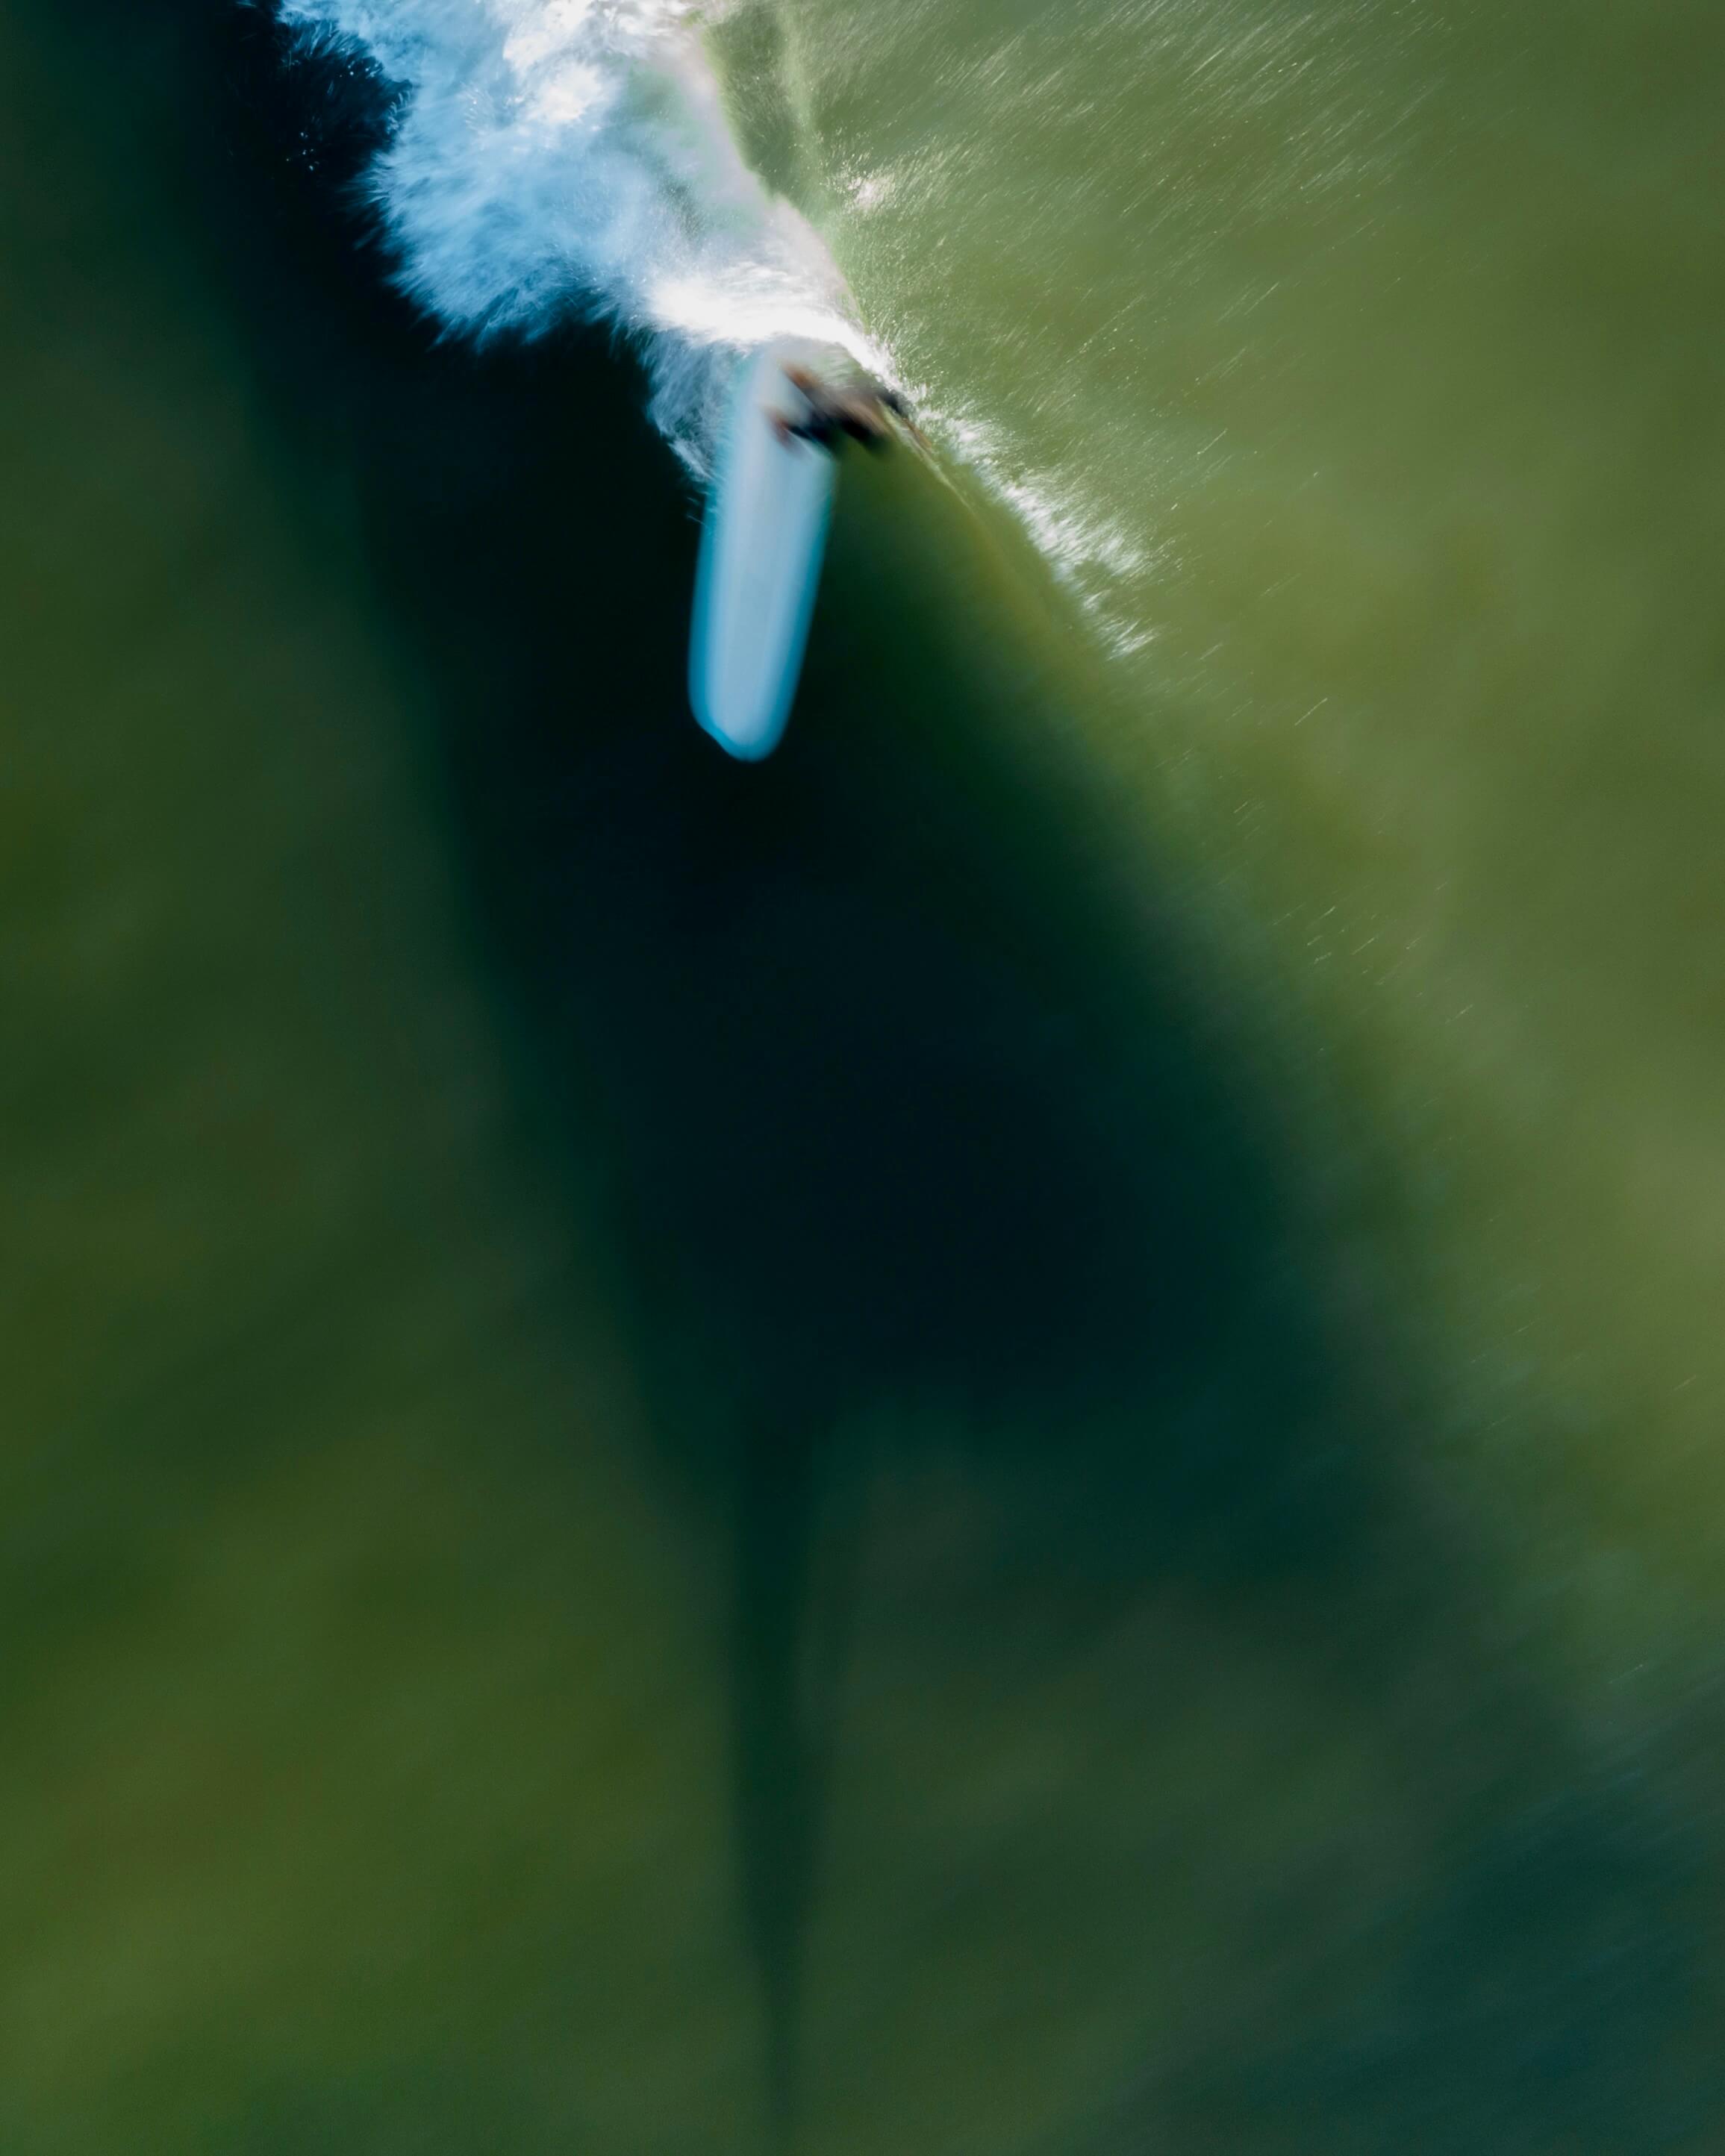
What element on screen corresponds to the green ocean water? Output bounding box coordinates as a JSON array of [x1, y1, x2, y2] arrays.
[[4, 1, 1725, 2150]]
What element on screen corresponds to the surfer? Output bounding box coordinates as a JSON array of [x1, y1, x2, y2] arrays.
[[770, 364, 923, 454]]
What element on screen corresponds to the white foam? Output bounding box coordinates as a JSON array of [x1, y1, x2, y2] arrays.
[[275, 0, 885, 467], [273, 0, 1162, 664]]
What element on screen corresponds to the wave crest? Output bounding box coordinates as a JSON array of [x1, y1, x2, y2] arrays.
[[277, 0, 882, 464]]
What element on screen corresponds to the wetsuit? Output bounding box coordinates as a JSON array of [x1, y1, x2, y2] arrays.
[[785, 385, 908, 452], [784, 408, 843, 450]]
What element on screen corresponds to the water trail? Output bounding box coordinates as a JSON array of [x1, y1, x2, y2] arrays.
[[275, 0, 886, 466], [271, 0, 1151, 646]]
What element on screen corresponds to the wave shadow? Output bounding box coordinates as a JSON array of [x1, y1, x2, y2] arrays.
[[184, 16, 1712, 2150]]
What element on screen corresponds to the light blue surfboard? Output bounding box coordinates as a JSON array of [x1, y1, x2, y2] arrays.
[[689, 339, 838, 761]]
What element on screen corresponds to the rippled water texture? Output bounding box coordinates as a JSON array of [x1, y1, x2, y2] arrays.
[[4, 1, 1724, 2150]]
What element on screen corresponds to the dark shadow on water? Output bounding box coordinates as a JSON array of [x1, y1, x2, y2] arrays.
[[120, 6, 1721, 2146]]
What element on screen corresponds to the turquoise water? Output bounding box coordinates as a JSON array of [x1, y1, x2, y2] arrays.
[[4, 0, 1725, 2149]]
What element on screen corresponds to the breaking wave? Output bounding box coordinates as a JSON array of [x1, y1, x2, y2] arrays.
[[275, 0, 885, 466]]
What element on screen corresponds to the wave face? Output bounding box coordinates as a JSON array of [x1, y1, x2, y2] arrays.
[[275, 0, 882, 465]]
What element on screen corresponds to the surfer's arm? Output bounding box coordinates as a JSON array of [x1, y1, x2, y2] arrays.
[[879, 387, 932, 453]]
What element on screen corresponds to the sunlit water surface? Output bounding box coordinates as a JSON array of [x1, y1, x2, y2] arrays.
[[4, 1, 1724, 2150]]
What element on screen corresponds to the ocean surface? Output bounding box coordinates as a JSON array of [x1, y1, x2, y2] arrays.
[[4, 0, 1724, 2148]]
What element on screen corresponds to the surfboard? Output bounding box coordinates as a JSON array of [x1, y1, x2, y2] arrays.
[[689, 339, 839, 761]]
